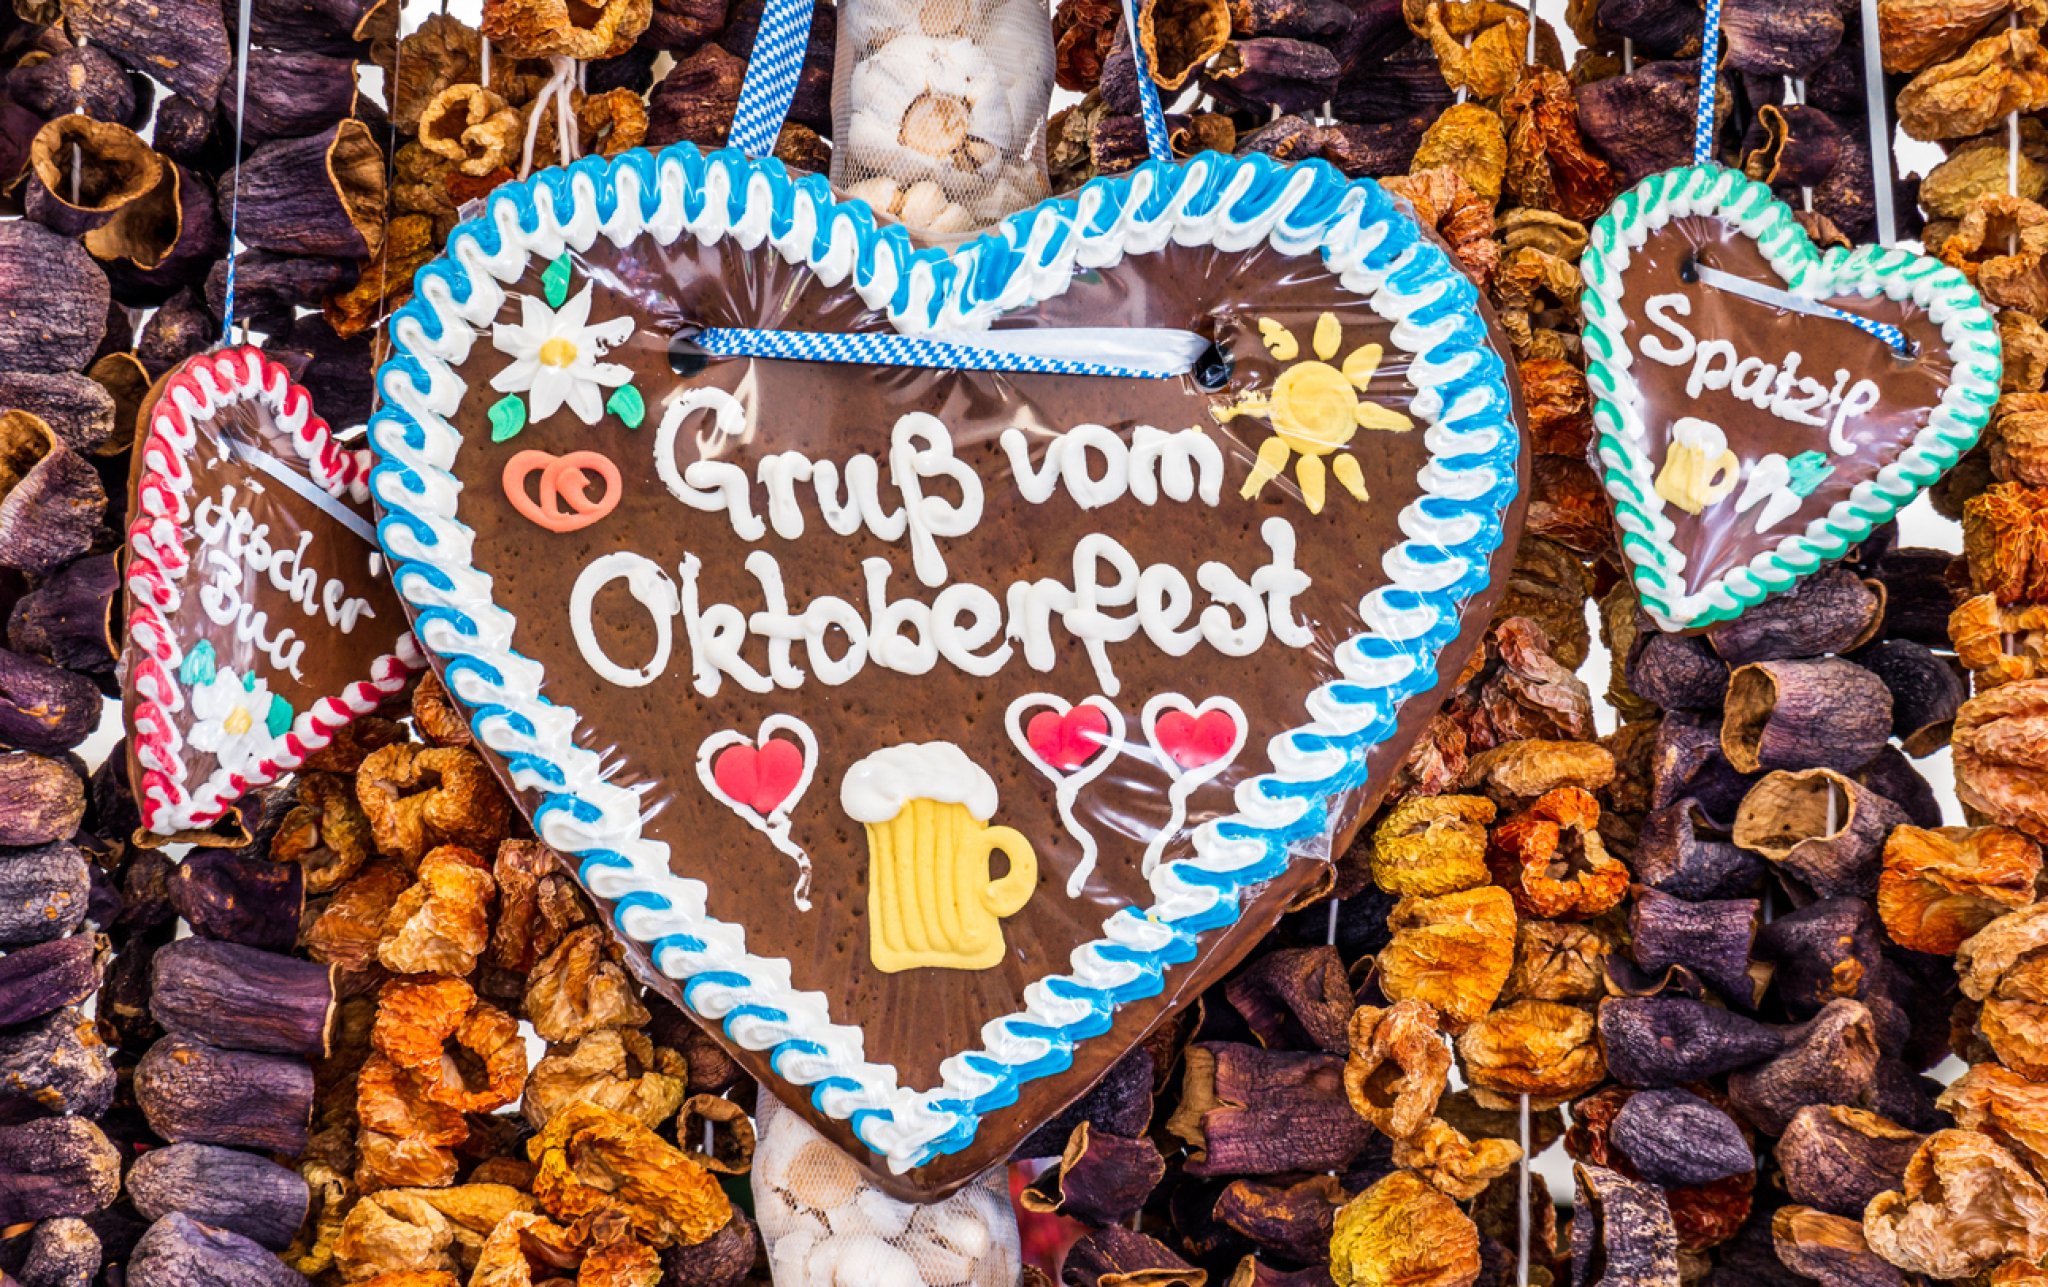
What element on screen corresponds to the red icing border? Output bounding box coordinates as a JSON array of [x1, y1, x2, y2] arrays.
[[124, 345, 423, 836]]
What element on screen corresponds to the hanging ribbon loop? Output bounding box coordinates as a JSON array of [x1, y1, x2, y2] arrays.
[[728, 0, 816, 157], [218, 0, 255, 343], [1120, 0, 1172, 164], [704, 0, 1191, 376], [1691, 0, 1722, 166]]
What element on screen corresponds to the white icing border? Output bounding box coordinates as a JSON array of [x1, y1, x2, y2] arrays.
[[125, 346, 424, 836], [368, 145, 1522, 1175], [1582, 165, 2001, 631]]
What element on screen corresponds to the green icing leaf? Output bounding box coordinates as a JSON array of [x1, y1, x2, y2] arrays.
[[607, 384, 645, 429], [178, 639, 217, 686], [542, 254, 572, 309], [1787, 451, 1834, 497], [489, 394, 527, 442], [266, 693, 294, 738]]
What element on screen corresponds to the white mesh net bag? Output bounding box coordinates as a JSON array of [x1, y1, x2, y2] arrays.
[[829, 0, 1054, 234], [751, 1094, 1022, 1286]]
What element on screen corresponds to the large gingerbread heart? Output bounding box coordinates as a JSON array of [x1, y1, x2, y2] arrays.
[[1583, 166, 2001, 632], [125, 347, 424, 837], [369, 146, 1526, 1196]]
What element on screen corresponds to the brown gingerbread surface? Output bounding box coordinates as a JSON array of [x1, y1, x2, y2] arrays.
[[1614, 215, 1953, 600], [417, 211, 1527, 1196]]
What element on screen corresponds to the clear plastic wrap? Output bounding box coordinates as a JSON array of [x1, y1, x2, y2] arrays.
[[124, 347, 419, 839], [753, 1094, 1020, 1283], [829, 0, 1053, 233], [368, 147, 1527, 1196]]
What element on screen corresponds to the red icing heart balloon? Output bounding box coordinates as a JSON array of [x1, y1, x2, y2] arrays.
[[1156, 709, 1239, 770], [713, 736, 807, 815], [1026, 706, 1111, 772]]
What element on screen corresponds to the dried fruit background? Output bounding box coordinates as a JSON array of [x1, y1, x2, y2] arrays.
[[0, 0, 2043, 1283]]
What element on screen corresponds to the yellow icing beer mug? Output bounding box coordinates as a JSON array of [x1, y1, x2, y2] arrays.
[[842, 742, 1039, 973], [1655, 416, 1741, 515]]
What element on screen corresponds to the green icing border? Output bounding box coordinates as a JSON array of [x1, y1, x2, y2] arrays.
[[1581, 164, 2002, 632]]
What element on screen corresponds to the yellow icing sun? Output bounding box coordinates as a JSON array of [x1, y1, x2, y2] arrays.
[[1219, 312, 1415, 513]]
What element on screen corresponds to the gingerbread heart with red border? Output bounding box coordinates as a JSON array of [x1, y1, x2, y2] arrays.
[[123, 346, 423, 837]]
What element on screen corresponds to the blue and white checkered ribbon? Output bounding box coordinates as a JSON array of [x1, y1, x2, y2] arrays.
[[1685, 0, 1905, 354], [729, 0, 814, 157], [716, 0, 1180, 368], [693, 327, 1191, 378], [1121, 0, 1172, 163], [1692, 0, 1721, 166], [1693, 262, 1911, 356]]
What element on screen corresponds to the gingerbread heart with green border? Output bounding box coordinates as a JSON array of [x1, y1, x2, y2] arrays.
[[1582, 164, 2001, 632]]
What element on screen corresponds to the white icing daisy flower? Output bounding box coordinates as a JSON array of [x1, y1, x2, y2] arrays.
[[490, 282, 636, 425], [186, 667, 282, 777]]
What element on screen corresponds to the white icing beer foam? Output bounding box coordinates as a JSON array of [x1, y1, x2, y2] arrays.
[[841, 740, 999, 823]]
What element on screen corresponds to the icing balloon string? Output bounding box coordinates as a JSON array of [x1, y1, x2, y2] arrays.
[[1005, 694, 1126, 897]]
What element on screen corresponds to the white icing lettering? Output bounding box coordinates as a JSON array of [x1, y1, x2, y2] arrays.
[[932, 583, 1011, 676], [1829, 378, 1880, 454], [655, 388, 766, 541], [1640, 293, 1696, 365], [1686, 338, 1740, 398], [890, 412, 984, 588], [863, 558, 938, 675], [567, 527, 1316, 696], [1637, 306, 1886, 452], [188, 483, 376, 667], [1128, 425, 1224, 506], [198, 550, 306, 680], [1001, 423, 1224, 510], [569, 552, 678, 688]]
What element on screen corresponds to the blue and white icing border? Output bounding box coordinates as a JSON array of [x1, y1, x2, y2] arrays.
[[367, 144, 1522, 1175]]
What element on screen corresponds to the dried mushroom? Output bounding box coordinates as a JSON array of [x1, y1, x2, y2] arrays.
[[1329, 1170, 1481, 1287], [1863, 1130, 2048, 1278], [1955, 681, 2048, 840], [1899, 25, 2048, 141], [522, 1028, 686, 1130], [527, 1102, 732, 1247], [1342, 999, 1451, 1140], [1391, 1117, 1521, 1201], [1376, 885, 1517, 1031], [1369, 795, 1494, 897], [357, 744, 513, 865], [1486, 786, 1627, 919], [1879, 824, 2040, 954], [1456, 999, 1604, 1109]]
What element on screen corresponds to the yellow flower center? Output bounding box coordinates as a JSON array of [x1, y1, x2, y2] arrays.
[[1269, 362, 1360, 455], [538, 336, 580, 368], [223, 705, 253, 736]]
